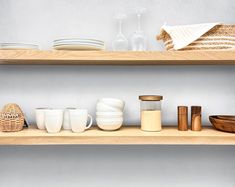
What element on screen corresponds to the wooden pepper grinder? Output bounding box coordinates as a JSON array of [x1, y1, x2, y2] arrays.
[[178, 106, 188, 131], [191, 106, 202, 131]]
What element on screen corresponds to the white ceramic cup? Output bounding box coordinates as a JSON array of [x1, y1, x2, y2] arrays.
[[69, 109, 93, 133], [35, 108, 50, 130], [45, 109, 64, 133], [63, 107, 76, 130]]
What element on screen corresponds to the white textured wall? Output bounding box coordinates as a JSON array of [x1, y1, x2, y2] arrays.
[[0, 0, 235, 187]]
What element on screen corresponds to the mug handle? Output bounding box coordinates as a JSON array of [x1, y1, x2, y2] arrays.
[[85, 114, 93, 129]]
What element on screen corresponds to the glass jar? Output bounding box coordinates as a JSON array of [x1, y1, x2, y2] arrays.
[[139, 95, 163, 132]]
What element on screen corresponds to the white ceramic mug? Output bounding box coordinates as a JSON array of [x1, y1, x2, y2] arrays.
[[35, 108, 50, 130], [45, 109, 64, 133], [69, 109, 93, 133], [63, 107, 76, 130]]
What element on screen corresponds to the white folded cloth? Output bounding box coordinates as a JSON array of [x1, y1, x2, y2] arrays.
[[160, 23, 220, 50]]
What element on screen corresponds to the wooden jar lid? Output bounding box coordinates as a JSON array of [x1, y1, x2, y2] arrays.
[[139, 95, 163, 101]]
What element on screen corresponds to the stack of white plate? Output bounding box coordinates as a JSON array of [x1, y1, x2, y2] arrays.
[[53, 38, 105, 51], [96, 98, 125, 131], [0, 43, 39, 50]]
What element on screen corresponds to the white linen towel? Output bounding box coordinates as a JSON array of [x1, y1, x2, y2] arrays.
[[161, 23, 220, 50]]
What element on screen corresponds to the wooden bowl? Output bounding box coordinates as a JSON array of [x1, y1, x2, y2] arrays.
[[209, 115, 235, 133], [217, 115, 235, 121]]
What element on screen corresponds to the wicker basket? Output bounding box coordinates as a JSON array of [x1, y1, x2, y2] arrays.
[[157, 24, 235, 51], [0, 103, 25, 132]]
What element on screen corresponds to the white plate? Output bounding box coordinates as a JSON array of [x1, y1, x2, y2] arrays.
[[54, 40, 104, 45], [54, 38, 104, 45], [54, 44, 105, 51], [54, 38, 104, 42], [0, 43, 39, 50], [54, 41, 105, 47], [53, 42, 104, 48]]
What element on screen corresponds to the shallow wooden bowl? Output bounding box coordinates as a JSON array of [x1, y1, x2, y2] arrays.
[[209, 115, 235, 133], [217, 115, 235, 121]]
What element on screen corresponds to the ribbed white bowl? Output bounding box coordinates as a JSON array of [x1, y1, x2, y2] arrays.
[[96, 102, 122, 112], [96, 117, 123, 122], [96, 118, 123, 131], [98, 98, 125, 109], [96, 111, 123, 118], [97, 124, 122, 131]]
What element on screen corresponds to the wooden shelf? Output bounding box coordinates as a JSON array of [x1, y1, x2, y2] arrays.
[[0, 126, 235, 145], [0, 50, 235, 65]]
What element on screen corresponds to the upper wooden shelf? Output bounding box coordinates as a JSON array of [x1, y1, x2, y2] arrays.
[[0, 126, 235, 145], [0, 50, 235, 65]]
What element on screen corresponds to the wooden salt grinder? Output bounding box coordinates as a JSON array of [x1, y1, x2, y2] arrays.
[[178, 106, 188, 131], [191, 106, 202, 131]]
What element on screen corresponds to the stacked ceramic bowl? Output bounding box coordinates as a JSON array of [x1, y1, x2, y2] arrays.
[[96, 98, 125, 131], [53, 38, 105, 51]]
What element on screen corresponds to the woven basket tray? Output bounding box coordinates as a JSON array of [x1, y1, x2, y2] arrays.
[[0, 103, 25, 132], [157, 25, 235, 51]]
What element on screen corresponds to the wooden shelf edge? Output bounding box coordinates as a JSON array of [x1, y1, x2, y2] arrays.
[[0, 126, 235, 145], [0, 50, 235, 65]]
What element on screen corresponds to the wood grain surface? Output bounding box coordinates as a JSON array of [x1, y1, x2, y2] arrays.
[[0, 50, 235, 65], [0, 126, 235, 145], [178, 106, 188, 131]]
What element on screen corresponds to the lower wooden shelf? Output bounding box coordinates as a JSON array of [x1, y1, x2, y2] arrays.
[[0, 125, 234, 145]]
